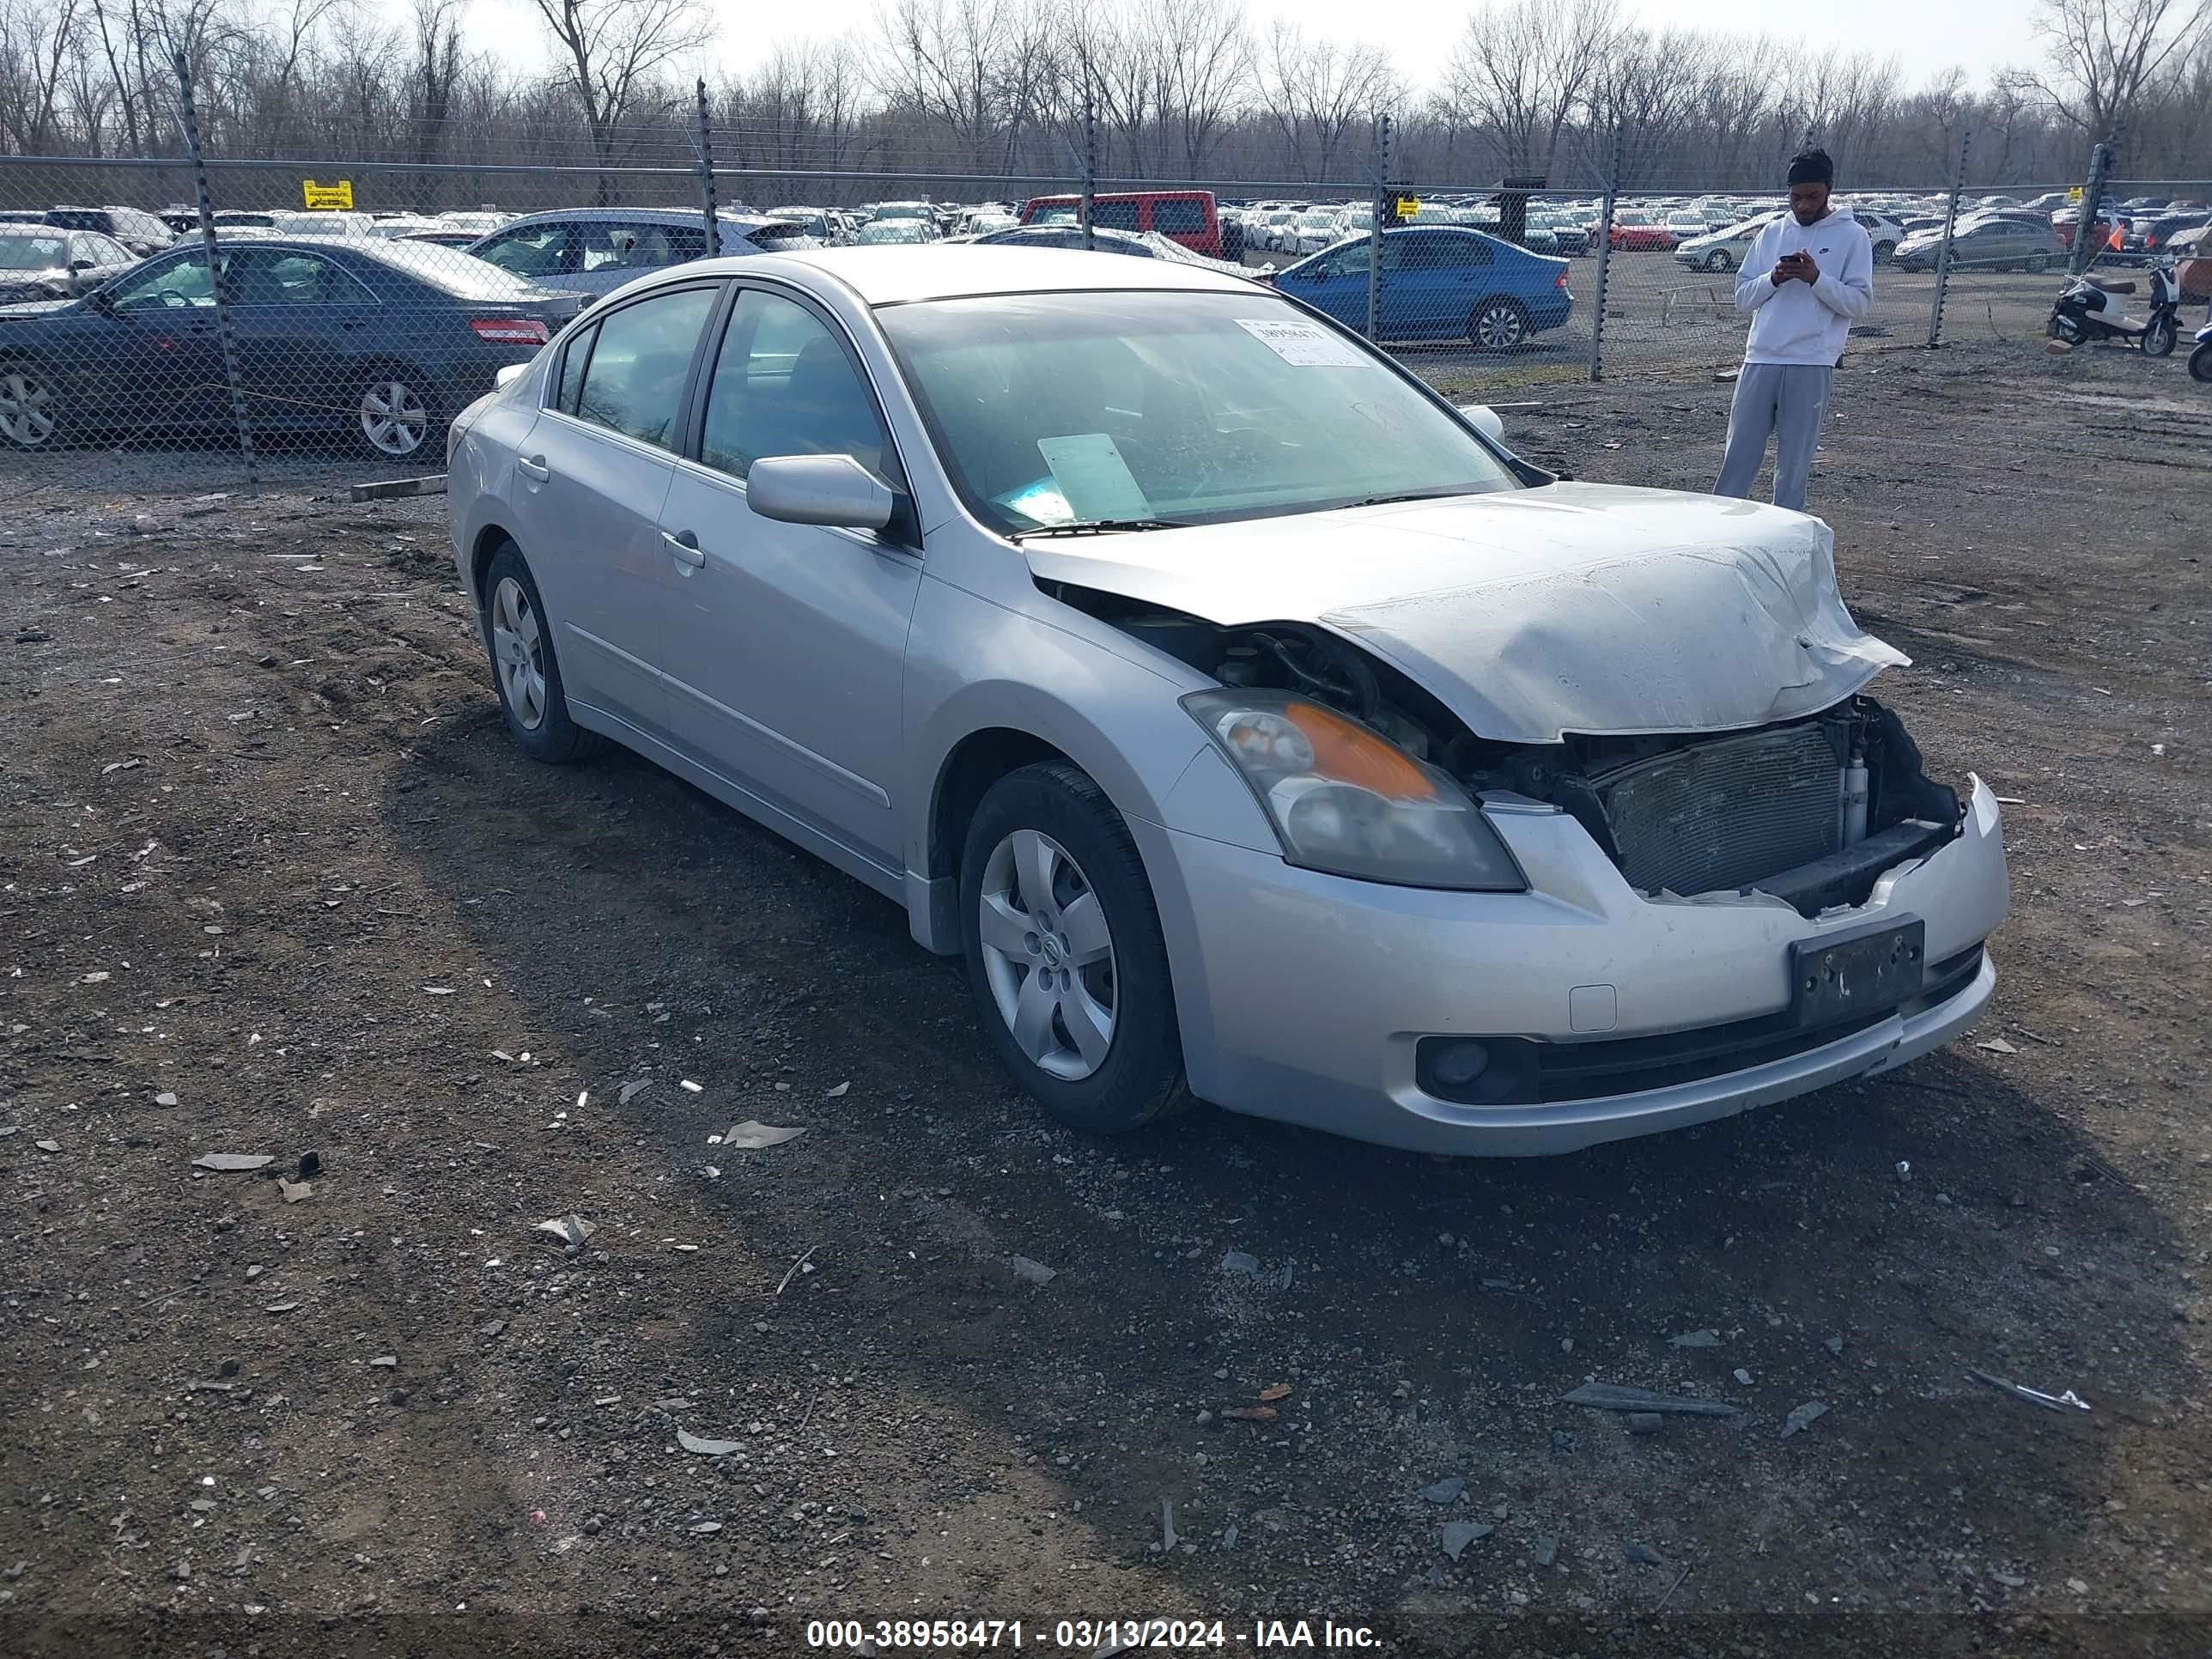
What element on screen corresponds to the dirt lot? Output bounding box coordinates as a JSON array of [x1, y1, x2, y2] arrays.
[[3, 337, 2209, 1658]]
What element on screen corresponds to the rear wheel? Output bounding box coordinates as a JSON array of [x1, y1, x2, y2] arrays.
[[2191, 341, 2212, 383], [1701, 248, 1735, 273], [2143, 313, 2177, 358], [2026, 253, 2052, 274], [0, 361, 64, 451], [961, 763, 1187, 1134], [480, 543, 603, 763], [354, 368, 436, 461], [1468, 296, 1532, 352]]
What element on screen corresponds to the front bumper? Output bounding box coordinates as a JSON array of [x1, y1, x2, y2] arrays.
[[1133, 777, 2008, 1156]]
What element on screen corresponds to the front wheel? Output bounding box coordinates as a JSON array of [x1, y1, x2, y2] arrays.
[[961, 763, 1187, 1134], [1702, 249, 1734, 273], [480, 544, 603, 763], [0, 361, 64, 451], [2143, 313, 2177, 358], [2026, 254, 2051, 274], [2191, 341, 2212, 383], [2051, 310, 2083, 344], [1468, 296, 1532, 352]]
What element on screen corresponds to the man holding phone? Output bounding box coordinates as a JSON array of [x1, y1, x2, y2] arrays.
[[1714, 149, 1873, 512]]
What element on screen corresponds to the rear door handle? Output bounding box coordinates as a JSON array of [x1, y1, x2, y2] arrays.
[[662, 528, 705, 568], [516, 454, 550, 481]]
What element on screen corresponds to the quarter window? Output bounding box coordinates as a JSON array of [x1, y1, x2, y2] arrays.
[[1151, 199, 1206, 234], [699, 289, 894, 483], [1091, 201, 1140, 231], [572, 287, 718, 450], [555, 324, 597, 415]]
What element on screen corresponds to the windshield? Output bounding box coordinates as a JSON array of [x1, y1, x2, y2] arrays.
[[0, 233, 67, 270], [878, 289, 1516, 535]]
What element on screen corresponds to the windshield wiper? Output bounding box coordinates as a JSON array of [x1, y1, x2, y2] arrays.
[[1012, 518, 1188, 539], [1344, 487, 1483, 508]]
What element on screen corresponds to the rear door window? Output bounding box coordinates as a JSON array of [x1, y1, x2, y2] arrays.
[[1151, 199, 1206, 234], [572, 286, 719, 451], [1092, 201, 1140, 231]]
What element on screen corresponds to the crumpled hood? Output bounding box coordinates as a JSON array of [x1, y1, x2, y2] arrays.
[[1025, 482, 1908, 744]]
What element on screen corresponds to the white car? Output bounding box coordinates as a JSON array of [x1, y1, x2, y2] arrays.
[[443, 246, 2008, 1156]]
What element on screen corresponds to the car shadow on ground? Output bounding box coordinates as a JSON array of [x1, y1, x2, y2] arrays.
[[381, 707, 2196, 1621]]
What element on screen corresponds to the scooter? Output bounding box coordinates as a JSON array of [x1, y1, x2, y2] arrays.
[[2049, 258, 2182, 356], [2191, 319, 2212, 384]]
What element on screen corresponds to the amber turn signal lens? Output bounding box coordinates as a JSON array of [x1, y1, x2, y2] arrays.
[[1283, 701, 1437, 800]]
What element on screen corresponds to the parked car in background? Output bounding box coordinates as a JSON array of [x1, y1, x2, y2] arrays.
[[441, 244, 2005, 1155], [0, 235, 580, 459], [1672, 213, 1778, 273], [856, 219, 939, 246], [1598, 210, 1677, 251], [2125, 210, 2212, 257], [1018, 191, 1222, 258], [1846, 207, 1904, 262], [0, 225, 138, 303], [1289, 206, 1347, 254], [1273, 227, 1571, 349], [1895, 216, 2062, 272], [1528, 211, 1589, 256], [467, 209, 815, 295], [967, 224, 1255, 278], [37, 205, 174, 258], [771, 208, 853, 246], [1253, 208, 1303, 252], [399, 227, 483, 249]]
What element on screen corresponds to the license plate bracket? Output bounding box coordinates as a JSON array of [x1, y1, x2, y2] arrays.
[[1790, 916, 1926, 1029]]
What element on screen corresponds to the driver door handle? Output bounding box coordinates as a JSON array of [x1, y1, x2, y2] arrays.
[[515, 454, 550, 481], [662, 528, 705, 568]]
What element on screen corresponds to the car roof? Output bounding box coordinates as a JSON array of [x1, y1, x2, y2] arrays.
[[494, 206, 787, 229], [667, 245, 1264, 306]]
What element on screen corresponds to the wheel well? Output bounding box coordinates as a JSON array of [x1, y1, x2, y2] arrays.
[[470, 526, 515, 604], [929, 729, 1074, 883]]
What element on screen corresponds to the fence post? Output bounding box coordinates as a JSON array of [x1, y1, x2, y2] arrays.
[[170, 49, 258, 495], [1079, 89, 1097, 251], [1368, 113, 1394, 343], [695, 79, 719, 260], [2069, 140, 2111, 277], [1925, 127, 1972, 348], [1587, 123, 1622, 381]]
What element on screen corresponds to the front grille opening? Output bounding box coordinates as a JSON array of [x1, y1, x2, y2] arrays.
[[1595, 721, 1843, 897]]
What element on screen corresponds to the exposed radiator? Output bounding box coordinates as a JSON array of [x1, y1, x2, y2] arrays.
[[1595, 724, 1843, 897]]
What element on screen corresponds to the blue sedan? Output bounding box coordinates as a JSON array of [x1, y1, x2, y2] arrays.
[[1271, 227, 1571, 349]]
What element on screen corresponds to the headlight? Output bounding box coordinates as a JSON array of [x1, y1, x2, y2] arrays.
[[1183, 690, 1525, 891]]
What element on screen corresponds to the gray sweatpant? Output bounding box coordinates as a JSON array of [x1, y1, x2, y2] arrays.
[[1715, 362, 1832, 513]]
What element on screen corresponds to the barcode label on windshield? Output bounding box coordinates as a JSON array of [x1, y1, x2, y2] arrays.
[[1235, 317, 1365, 367]]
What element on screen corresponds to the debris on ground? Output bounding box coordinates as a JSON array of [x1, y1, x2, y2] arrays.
[[34, 1139, 61, 1154], [1259, 1382, 1291, 1402], [1782, 1401, 1830, 1438], [1441, 1522, 1492, 1560], [677, 1429, 742, 1456], [823, 1081, 850, 1097], [1670, 1329, 1722, 1348], [276, 1177, 313, 1203], [1734, 1369, 1754, 1384], [1825, 1335, 1846, 1357], [1967, 1369, 2093, 1413], [1623, 1541, 1666, 1566], [1561, 1382, 1741, 1418], [1532, 1537, 1559, 1568], [1978, 1036, 2020, 1054], [533, 1215, 595, 1248], [618, 1080, 650, 1105], [1628, 1413, 1665, 1435], [1220, 1406, 1276, 1422], [1419, 1475, 1466, 1504], [1220, 1251, 1261, 1277], [192, 1153, 271, 1173], [720, 1121, 805, 1151], [1011, 1255, 1056, 1285], [1159, 1498, 1178, 1551], [774, 1245, 819, 1295]]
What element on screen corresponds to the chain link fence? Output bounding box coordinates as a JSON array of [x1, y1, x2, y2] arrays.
[[2, 72, 2207, 498]]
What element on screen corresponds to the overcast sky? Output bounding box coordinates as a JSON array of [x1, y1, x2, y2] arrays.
[[464, 0, 2044, 89]]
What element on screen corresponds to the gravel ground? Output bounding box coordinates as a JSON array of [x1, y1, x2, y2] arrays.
[[1, 337, 2209, 1659]]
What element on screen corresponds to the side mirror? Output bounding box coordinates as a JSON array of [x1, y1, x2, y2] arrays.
[[1456, 403, 1504, 441], [746, 453, 896, 532], [70, 258, 94, 272], [495, 362, 529, 391]]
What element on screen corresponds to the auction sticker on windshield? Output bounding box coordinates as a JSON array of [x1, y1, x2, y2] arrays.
[[1236, 316, 1366, 367], [1035, 433, 1152, 522]]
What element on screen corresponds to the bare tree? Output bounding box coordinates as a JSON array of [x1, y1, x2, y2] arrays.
[[527, 0, 714, 190], [2023, 0, 2212, 165], [0, 0, 84, 154], [1258, 21, 1394, 180], [1442, 0, 1617, 177]]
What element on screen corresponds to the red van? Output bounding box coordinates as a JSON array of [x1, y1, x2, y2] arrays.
[[1017, 190, 1221, 258]]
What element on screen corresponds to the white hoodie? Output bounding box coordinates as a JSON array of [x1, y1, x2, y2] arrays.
[[1735, 208, 1874, 367]]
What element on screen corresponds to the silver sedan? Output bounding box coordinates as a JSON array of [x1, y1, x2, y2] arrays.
[[445, 247, 2008, 1155]]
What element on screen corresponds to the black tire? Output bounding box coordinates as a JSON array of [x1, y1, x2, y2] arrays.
[[2192, 341, 2212, 384], [0, 357, 66, 452], [1874, 240, 1897, 264], [351, 363, 441, 462], [1701, 249, 1734, 273], [2027, 253, 2051, 274], [2051, 310, 2083, 344], [2143, 314, 2177, 358], [479, 542, 604, 763], [1468, 296, 1532, 352], [959, 762, 1188, 1134]]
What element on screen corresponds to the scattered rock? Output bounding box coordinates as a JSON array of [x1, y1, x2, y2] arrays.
[[1532, 1537, 1558, 1568], [1623, 1541, 1665, 1567], [369, 1355, 397, 1369], [823, 1081, 850, 1097], [677, 1429, 742, 1457], [1419, 1475, 1466, 1505], [276, 1177, 313, 1203], [1824, 1335, 1845, 1357], [1220, 1251, 1261, 1277], [154, 1092, 179, 1108], [1551, 1430, 1578, 1452], [1561, 1382, 1740, 1418], [1627, 1413, 1665, 1435], [1782, 1401, 1830, 1438], [296, 1151, 321, 1178], [34, 1139, 61, 1154], [1011, 1255, 1056, 1285], [192, 1152, 270, 1173], [721, 1121, 805, 1151], [1670, 1329, 1721, 1348], [1734, 1369, 1754, 1385]]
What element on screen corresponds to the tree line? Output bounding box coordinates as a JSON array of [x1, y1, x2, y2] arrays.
[[1, 0, 2207, 208]]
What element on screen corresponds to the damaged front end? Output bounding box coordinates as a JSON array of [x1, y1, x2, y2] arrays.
[[1054, 589, 1966, 916]]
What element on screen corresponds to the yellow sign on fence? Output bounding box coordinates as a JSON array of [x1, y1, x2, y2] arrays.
[[2066, 185, 2083, 204], [301, 179, 354, 210], [1395, 197, 1420, 219]]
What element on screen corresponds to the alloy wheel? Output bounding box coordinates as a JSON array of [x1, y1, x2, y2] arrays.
[[0, 366, 57, 448], [489, 574, 548, 731], [359, 378, 428, 457], [1472, 301, 1528, 350], [976, 828, 1117, 1081]]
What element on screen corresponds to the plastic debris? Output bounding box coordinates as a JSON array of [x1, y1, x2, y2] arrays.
[[1560, 1382, 1740, 1418], [823, 1081, 850, 1097], [1978, 1036, 2019, 1054], [1782, 1401, 1830, 1438], [679, 1079, 703, 1093], [1623, 1541, 1665, 1566], [1219, 1251, 1261, 1277], [34, 1139, 61, 1154], [154, 1092, 179, 1107], [1160, 1498, 1178, 1551], [618, 1080, 650, 1105], [1967, 1369, 2092, 1413], [1419, 1475, 1466, 1504], [1670, 1329, 1721, 1348], [677, 1429, 742, 1456], [723, 1121, 805, 1150], [1734, 1369, 1754, 1385], [533, 1215, 596, 1248], [1259, 1382, 1291, 1402], [1532, 1537, 1558, 1568], [1011, 1255, 1056, 1285], [193, 1152, 271, 1173], [1441, 1522, 1493, 1560], [276, 1177, 313, 1204]]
